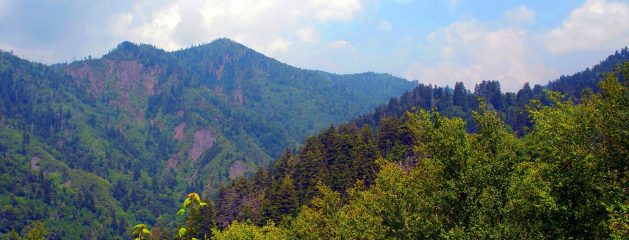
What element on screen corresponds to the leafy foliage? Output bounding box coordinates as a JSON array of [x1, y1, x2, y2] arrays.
[[211, 63, 629, 239], [132, 224, 152, 240]]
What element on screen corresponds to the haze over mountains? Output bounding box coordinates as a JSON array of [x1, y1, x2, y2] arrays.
[[0, 37, 627, 239]]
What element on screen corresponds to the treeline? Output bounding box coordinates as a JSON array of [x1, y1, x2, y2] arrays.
[[354, 80, 543, 136], [355, 47, 629, 136], [134, 63, 628, 239]]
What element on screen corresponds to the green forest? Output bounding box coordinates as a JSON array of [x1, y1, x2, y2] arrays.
[[0, 39, 627, 239], [138, 62, 629, 239], [0, 39, 415, 239]]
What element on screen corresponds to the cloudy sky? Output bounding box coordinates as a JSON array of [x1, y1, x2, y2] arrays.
[[1, 0, 628, 91]]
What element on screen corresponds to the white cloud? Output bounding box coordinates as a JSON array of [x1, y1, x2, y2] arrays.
[[310, 0, 363, 22], [504, 5, 535, 25], [112, 3, 182, 50], [379, 20, 392, 31], [268, 38, 292, 52], [441, 46, 455, 57], [297, 26, 319, 43], [329, 40, 350, 49], [405, 20, 556, 91], [545, 0, 629, 54], [109, 0, 364, 55]]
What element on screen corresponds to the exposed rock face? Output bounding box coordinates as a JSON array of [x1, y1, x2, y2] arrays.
[[166, 155, 179, 170], [66, 62, 106, 94], [173, 122, 186, 141], [228, 160, 246, 179], [233, 89, 244, 104], [111, 60, 158, 120], [216, 64, 224, 81], [65, 60, 160, 120], [145, 73, 157, 95], [188, 128, 217, 161]]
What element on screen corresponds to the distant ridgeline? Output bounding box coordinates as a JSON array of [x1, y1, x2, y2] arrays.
[[0, 39, 415, 239], [354, 46, 629, 135], [207, 48, 629, 239]]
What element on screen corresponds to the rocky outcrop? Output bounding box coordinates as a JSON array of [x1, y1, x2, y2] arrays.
[[173, 122, 186, 141], [188, 128, 217, 161], [228, 160, 246, 179], [65, 60, 160, 120], [166, 155, 180, 169]]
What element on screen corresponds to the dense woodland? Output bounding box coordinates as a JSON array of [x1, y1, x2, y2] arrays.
[[0, 41, 627, 239], [0, 39, 414, 239], [152, 62, 628, 240]]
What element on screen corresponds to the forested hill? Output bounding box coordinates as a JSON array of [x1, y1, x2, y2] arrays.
[[204, 60, 629, 240], [548, 47, 629, 98], [354, 46, 629, 134], [0, 39, 415, 239]]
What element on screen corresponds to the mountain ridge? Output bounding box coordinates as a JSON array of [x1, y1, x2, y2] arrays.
[[3, 39, 625, 239], [0, 39, 416, 238]]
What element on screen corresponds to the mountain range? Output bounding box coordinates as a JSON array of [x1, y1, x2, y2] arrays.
[[0, 38, 415, 238], [1, 38, 627, 239]]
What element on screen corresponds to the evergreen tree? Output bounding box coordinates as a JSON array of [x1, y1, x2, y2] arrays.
[[294, 137, 327, 204], [453, 82, 468, 109], [352, 126, 379, 186], [266, 176, 298, 223], [475, 80, 503, 111], [376, 117, 399, 158]]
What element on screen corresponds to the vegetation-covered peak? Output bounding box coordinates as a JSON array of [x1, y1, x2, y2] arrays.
[[205, 38, 248, 49], [103, 41, 167, 62], [173, 38, 268, 66]]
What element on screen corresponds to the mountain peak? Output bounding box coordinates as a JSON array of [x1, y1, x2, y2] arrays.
[[116, 40, 138, 49], [173, 38, 268, 65], [104, 41, 164, 61], [189, 38, 254, 54], [208, 38, 241, 46]]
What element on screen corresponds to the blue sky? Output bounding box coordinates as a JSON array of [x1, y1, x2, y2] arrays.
[[1, 0, 628, 91]]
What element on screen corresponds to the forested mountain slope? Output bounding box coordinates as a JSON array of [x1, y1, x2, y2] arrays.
[[206, 50, 629, 239], [0, 39, 415, 239], [548, 47, 629, 98], [211, 68, 628, 239]]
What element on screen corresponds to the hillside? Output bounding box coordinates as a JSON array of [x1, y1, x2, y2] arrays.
[[0, 39, 415, 238], [206, 49, 629, 239], [208, 67, 628, 239]]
